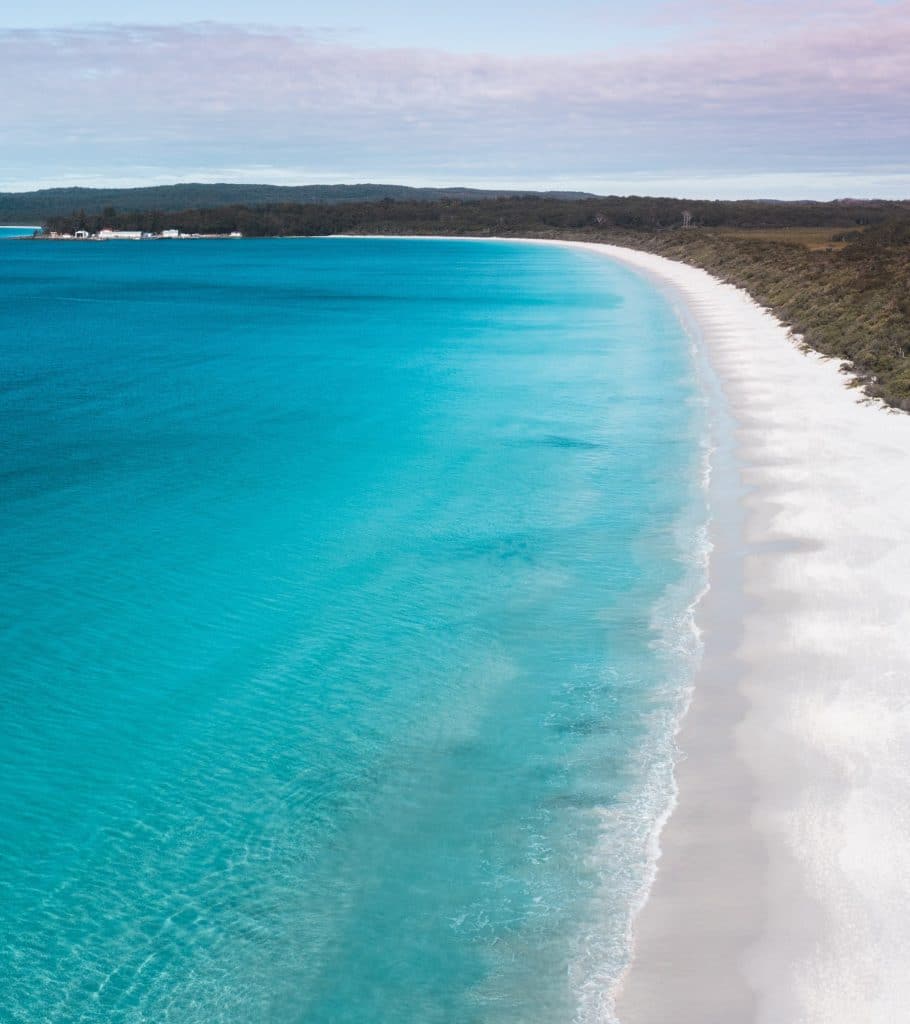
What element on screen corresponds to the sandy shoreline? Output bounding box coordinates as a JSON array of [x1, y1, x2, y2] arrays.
[[575, 243, 910, 1024], [395, 235, 910, 1018], [334, 234, 910, 1019]]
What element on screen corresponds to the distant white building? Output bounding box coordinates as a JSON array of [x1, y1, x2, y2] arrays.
[[161, 229, 180, 239], [74, 230, 90, 239], [98, 229, 142, 240]]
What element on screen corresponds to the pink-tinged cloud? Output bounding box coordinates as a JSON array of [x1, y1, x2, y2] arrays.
[[1, 1, 908, 192]]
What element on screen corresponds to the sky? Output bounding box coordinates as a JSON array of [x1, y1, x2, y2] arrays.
[[2, 0, 909, 198]]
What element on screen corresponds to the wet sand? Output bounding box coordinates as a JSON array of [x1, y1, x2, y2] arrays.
[[588, 244, 910, 1024]]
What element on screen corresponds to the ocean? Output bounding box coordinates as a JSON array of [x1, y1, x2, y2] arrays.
[[0, 236, 707, 1023]]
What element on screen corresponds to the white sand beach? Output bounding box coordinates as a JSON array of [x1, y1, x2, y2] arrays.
[[569, 244, 910, 1023], [335, 234, 910, 1020]]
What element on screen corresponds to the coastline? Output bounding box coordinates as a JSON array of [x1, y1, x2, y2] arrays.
[[10, 231, 909, 1016], [577, 243, 910, 1023], [330, 233, 910, 1019]]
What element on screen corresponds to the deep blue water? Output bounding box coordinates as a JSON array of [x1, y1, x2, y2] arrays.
[[0, 237, 706, 1023]]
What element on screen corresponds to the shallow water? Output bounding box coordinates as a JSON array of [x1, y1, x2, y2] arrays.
[[0, 237, 706, 1023]]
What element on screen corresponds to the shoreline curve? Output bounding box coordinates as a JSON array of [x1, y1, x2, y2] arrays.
[[334, 234, 910, 1021], [581, 242, 910, 1024]]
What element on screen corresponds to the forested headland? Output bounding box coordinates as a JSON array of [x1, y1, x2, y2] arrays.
[[40, 194, 910, 409]]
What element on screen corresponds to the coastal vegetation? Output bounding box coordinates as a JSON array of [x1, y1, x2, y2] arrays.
[[630, 222, 910, 409], [0, 183, 595, 223], [40, 195, 910, 409]]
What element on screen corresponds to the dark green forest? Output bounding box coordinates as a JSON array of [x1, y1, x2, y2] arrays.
[[0, 183, 594, 223], [39, 194, 910, 410], [41, 193, 909, 236]]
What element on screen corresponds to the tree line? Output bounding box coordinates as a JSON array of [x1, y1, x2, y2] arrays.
[[42, 194, 910, 238]]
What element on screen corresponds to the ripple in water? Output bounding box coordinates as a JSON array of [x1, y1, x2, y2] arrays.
[[0, 237, 707, 1023]]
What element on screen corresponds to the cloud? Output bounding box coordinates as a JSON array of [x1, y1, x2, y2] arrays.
[[2, 3, 908, 192]]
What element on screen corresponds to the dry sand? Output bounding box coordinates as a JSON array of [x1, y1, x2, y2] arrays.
[[575, 244, 910, 1024]]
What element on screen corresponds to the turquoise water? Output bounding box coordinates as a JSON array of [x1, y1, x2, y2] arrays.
[[0, 237, 706, 1023]]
